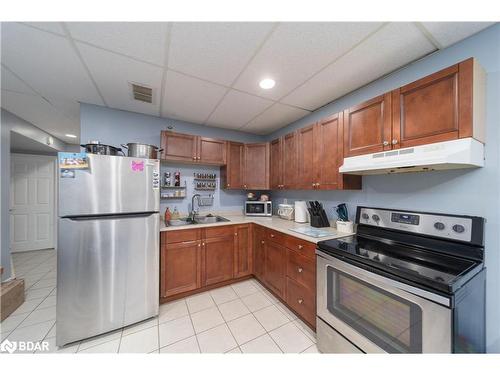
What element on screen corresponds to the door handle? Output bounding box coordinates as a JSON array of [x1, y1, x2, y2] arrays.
[[383, 140, 389, 146], [392, 139, 398, 145]]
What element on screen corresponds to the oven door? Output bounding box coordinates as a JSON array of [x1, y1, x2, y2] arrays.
[[317, 252, 452, 353]]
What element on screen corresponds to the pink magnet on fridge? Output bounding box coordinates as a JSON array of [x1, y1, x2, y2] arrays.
[[131, 160, 144, 172]]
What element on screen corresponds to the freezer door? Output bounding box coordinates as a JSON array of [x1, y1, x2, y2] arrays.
[[56, 213, 159, 347], [59, 154, 160, 217]]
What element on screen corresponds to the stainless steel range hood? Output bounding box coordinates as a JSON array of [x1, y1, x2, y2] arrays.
[[339, 138, 485, 175]]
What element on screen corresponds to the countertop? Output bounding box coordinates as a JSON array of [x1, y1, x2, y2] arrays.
[[160, 214, 353, 244]]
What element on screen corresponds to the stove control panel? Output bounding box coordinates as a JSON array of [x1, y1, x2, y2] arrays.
[[358, 207, 473, 242]]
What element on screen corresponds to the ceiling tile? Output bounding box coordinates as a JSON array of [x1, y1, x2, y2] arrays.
[[282, 22, 436, 111], [1, 65, 37, 95], [206, 90, 273, 129], [161, 70, 227, 124], [233, 22, 383, 100], [22, 22, 65, 35], [67, 22, 169, 66], [76, 42, 163, 116], [421, 22, 495, 48], [169, 22, 275, 86], [242, 103, 310, 134], [2, 90, 80, 143], [1, 22, 103, 105]]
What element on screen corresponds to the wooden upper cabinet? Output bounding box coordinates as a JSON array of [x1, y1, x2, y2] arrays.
[[315, 114, 341, 190], [221, 141, 244, 189], [343, 93, 392, 157], [160, 131, 226, 165], [392, 58, 485, 149], [198, 137, 226, 165], [269, 138, 283, 190], [244, 143, 269, 190], [297, 124, 317, 190], [161, 131, 198, 162], [282, 132, 298, 189], [234, 224, 252, 278]]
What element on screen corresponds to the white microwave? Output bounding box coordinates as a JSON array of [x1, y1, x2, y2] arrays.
[[245, 201, 272, 216]]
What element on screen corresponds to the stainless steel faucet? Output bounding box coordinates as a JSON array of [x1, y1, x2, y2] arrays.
[[190, 194, 201, 222]]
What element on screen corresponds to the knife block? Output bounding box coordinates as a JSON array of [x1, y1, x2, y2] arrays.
[[310, 214, 329, 228]]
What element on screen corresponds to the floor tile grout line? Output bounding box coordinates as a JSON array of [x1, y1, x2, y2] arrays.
[[185, 299, 202, 353], [209, 292, 240, 352]]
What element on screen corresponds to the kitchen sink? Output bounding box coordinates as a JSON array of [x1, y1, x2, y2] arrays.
[[194, 215, 230, 224], [168, 215, 230, 226]]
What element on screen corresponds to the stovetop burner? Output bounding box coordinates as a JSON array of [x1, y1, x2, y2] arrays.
[[317, 233, 481, 293]]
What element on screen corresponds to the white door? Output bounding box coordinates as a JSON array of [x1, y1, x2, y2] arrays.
[[10, 154, 55, 252]]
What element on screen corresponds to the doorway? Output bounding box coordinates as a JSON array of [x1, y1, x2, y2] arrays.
[[10, 153, 56, 253]]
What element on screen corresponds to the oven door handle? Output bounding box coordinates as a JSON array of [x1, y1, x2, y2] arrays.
[[316, 250, 451, 307]]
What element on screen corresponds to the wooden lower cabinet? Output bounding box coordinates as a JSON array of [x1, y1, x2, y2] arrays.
[[161, 224, 317, 330], [234, 224, 252, 278], [264, 240, 286, 299], [203, 234, 234, 286], [160, 230, 201, 298]]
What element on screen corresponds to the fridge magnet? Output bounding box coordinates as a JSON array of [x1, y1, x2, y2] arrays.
[[131, 160, 144, 172], [58, 152, 88, 169]]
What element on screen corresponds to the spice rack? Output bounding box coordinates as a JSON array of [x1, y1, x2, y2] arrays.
[[193, 172, 217, 191]]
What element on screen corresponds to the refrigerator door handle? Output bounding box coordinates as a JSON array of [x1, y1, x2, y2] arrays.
[[64, 212, 157, 221]]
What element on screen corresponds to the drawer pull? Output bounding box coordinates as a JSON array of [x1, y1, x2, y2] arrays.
[[298, 299, 303, 304], [297, 267, 303, 273], [261, 240, 265, 244], [298, 244, 303, 250], [198, 243, 201, 247], [234, 232, 238, 236], [270, 234, 275, 238]]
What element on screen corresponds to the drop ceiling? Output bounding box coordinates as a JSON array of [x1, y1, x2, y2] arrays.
[[0, 21, 494, 144]]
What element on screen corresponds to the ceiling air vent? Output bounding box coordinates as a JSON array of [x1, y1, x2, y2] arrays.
[[131, 83, 153, 103]]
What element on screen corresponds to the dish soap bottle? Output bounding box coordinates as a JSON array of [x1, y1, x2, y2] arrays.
[[164, 207, 172, 226], [172, 207, 180, 220]]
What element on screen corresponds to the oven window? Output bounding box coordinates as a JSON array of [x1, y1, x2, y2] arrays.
[[327, 267, 422, 353]]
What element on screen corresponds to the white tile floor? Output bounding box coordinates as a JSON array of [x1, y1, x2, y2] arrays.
[[1, 249, 319, 354]]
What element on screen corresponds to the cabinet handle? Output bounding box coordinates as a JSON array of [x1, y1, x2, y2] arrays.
[[383, 141, 389, 146], [311, 183, 315, 187], [392, 139, 398, 145], [227, 184, 230, 187], [198, 243, 201, 247], [298, 267, 303, 273], [298, 245, 303, 250], [270, 234, 275, 238], [261, 240, 265, 244], [297, 299, 303, 304], [234, 232, 238, 236], [202, 242, 205, 246]]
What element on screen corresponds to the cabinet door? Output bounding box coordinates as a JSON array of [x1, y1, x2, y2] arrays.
[[392, 63, 462, 149], [234, 224, 252, 278], [296, 124, 316, 189], [343, 93, 392, 157], [269, 138, 283, 190], [161, 240, 201, 297], [244, 143, 269, 189], [264, 240, 286, 298], [282, 132, 297, 189], [198, 137, 226, 165], [253, 226, 266, 282], [315, 114, 341, 190], [202, 235, 234, 286], [222, 141, 244, 189], [161, 131, 198, 162]]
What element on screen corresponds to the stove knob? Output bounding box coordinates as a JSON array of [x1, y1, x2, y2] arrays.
[[434, 222, 445, 231], [362, 213, 369, 220], [452, 224, 465, 233], [372, 214, 380, 222]]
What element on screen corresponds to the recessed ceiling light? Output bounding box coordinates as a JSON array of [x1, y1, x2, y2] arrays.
[[65, 134, 77, 138], [259, 78, 275, 90]]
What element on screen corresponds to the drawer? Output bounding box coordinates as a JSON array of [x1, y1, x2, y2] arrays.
[[267, 228, 286, 244], [286, 249, 316, 290], [286, 277, 316, 328], [284, 236, 316, 259], [204, 225, 234, 239], [163, 228, 201, 244]]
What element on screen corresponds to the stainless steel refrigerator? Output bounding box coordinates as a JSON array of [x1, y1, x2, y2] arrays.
[[56, 154, 160, 347]]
